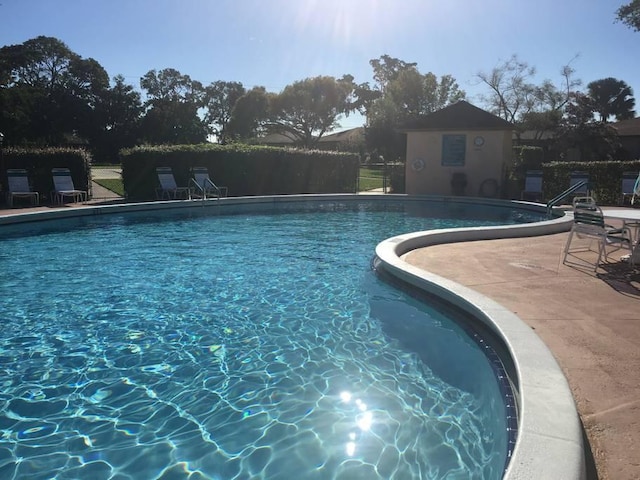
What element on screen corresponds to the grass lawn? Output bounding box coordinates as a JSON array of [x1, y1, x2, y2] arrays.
[[359, 167, 385, 191], [93, 178, 125, 196]]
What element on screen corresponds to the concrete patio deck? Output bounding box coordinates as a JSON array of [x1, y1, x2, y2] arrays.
[[403, 230, 640, 480]]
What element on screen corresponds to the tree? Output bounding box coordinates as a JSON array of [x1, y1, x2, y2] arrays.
[[227, 86, 271, 141], [268, 75, 357, 148], [554, 92, 621, 161], [369, 54, 418, 93], [140, 68, 203, 104], [361, 55, 465, 161], [476, 55, 581, 147], [139, 68, 207, 144], [616, 0, 640, 31], [203, 81, 246, 144], [92, 75, 143, 162], [140, 100, 208, 145], [0, 36, 111, 146], [586, 77, 636, 122]]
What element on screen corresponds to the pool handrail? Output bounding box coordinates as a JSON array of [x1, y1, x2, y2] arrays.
[[547, 180, 589, 215]]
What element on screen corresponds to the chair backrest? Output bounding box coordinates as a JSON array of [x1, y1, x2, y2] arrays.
[[524, 170, 543, 192], [622, 171, 639, 194], [52, 168, 76, 191], [156, 167, 178, 189], [572, 196, 597, 209], [573, 205, 605, 229], [7, 169, 32, 192], [192, 167, 212, 189], [569, 171, 589, 194]]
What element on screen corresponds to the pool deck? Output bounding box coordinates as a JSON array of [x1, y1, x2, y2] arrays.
[[403, 228, 640, 480], [0, 196, 638, 479]]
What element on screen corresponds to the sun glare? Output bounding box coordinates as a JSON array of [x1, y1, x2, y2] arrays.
[[293, 0, 394, 46]]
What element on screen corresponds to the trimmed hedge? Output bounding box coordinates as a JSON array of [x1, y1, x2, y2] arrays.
[[120, 144, 360, 200], [1, 147, 92, 202], [542, 160, 640, 205]]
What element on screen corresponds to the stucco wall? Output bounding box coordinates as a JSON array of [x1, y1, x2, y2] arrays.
[[405, 130, 513, 197]]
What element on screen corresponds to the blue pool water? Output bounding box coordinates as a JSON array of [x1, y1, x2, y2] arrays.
[[0, 200, 543, 479]]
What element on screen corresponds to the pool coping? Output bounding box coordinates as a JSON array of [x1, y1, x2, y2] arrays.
[[0, 194, 585, 479], [373, 199, 586, 479]]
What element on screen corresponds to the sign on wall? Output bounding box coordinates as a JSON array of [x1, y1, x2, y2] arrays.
[[441, 134, 466, 166]]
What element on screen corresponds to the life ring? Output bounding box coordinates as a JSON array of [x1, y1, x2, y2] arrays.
[[411, 158, 425, 172], [479, 178, 499, 198]]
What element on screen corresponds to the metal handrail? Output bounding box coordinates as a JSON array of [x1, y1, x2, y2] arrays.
[[546, 180, 589, 216], [189, 177, 224, 200]]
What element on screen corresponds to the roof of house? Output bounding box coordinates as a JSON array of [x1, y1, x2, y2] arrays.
[[399, 100, 513, 131], [256, 132, 295, 144], [257, 127, 364, 146], [318, 127, 364, 143], [612, 117, 640, 136]]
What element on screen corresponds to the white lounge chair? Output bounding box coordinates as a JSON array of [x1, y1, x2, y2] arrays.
[[190, 167, 227, 199], [563, 203, 632, 270], [6, 169, 40, 207], [156, 167, 190, 200], [51, 168, 88, 205]]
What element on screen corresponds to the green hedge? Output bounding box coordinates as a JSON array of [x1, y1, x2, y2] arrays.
[[1, 147, 92, 201], [120, 144, 360, 200], [542, 160, 640, 205]]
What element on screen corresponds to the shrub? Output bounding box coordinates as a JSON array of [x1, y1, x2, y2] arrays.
[[542, 159, 640, 205], [120, 144, 360, 200], [2, 147, 91, 201]]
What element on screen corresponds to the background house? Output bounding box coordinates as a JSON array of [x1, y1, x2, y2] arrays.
[[612, 117, 640, 160], [256, 127, 364, 153], [400, 101, 514, 197]]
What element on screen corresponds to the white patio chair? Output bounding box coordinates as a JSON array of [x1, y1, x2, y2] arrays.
[[51, 168, 88, 205], [155, 167, 190, 200], [6, 169, 40, 207], [563, 204, 632, 270], [190, 167, 227, 199]]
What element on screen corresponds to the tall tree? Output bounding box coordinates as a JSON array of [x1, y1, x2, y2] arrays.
[[268, 75, 357, 148], [616, 0, 640, 31], [0, 36, 110, 146], [227, 86, 270, 141], [203, 81, 246, 144], [362, 55, 465, 161], [554, 92, 621, 161], [140, 68, 203, 104], [476, 55, 581, 144], [476, 55, 539, 123], [369, 54, 418, 93], [139, 68, 207, 144], [92, 75, 143, 162], [586, 77, 636, 122]]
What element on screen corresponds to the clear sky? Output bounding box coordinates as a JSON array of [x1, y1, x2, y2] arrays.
[[2, 0, 639, 130]]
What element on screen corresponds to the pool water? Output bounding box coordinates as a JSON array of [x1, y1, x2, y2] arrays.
[[0, 201, 541, 479]]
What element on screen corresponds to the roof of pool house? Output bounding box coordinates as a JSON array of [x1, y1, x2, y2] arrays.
[[399, 100, 513, 131]]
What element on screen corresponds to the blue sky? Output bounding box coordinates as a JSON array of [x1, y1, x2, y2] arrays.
[[2, 0, 639, 130]]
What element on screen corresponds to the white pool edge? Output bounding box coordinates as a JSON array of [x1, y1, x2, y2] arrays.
[[1, 194, 586, 479], [373, 204, 586, 479]]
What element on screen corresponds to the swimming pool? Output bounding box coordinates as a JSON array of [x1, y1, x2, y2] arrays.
[[0, 199, 548, 479]]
